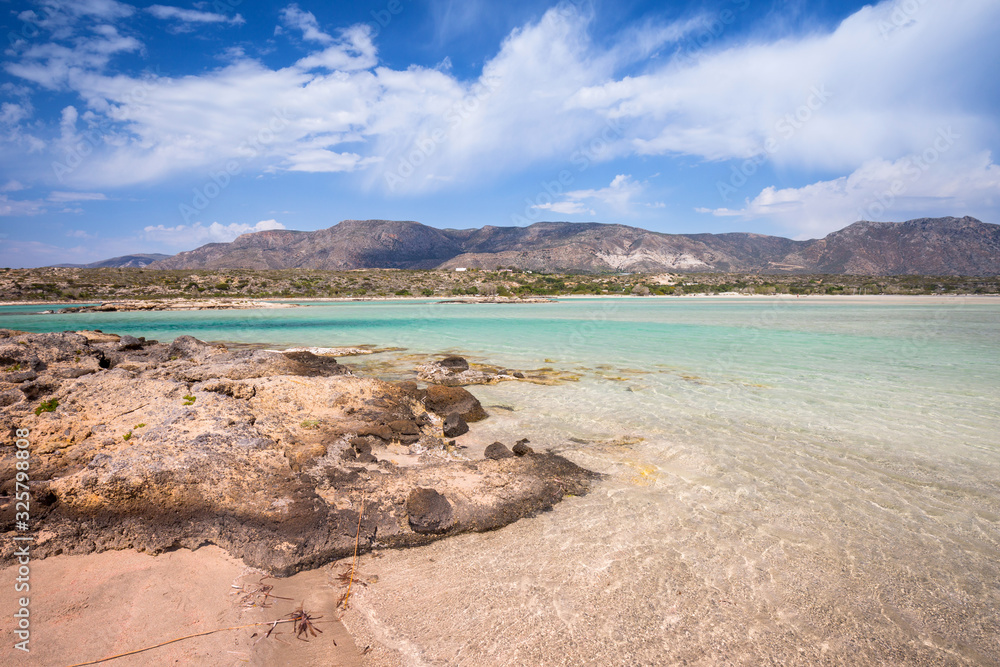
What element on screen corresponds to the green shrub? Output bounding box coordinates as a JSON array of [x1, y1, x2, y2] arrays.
[[35, 398, 58, 415], [182, 394, 196, 406]]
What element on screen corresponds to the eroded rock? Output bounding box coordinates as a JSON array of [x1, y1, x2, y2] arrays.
[[423, 384, 487, 422], [406, 488, 454, 534], [0, 329, 596, 575]]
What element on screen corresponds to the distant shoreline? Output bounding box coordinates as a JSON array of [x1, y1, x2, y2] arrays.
[[3, 293, 997, 308]]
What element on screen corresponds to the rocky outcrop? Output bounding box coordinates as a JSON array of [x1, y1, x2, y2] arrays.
[[58, 299, 300, 313], [0, 330, 596, 575], [417, 356, 525, 387]]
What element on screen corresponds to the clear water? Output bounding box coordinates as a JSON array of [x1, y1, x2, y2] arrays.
[[5, 296, 999, 665]]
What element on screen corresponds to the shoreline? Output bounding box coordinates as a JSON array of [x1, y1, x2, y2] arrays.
[[0, 328, 596, 664], [2, 292, 996, 309]]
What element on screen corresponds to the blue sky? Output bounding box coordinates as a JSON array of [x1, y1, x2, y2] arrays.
[[1, 0, 998, 267]]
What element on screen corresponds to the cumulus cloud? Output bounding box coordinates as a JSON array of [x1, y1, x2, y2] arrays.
[[279, 4, 334, 44], [143, 219, 287, 246], [700, 151, 1000, 238], [1, 0, 998, 236], [534, 175, 646, 217], [147, 5, 245, 26]]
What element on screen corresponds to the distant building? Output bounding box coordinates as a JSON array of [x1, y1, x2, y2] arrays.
[[454, 267, 467, 272]]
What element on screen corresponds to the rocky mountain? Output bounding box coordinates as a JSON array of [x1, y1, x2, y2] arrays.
[[54, 253, 173, 269], [146, 216, 999, 275]]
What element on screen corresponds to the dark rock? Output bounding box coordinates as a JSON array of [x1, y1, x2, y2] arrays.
[[512, 371, 525, 379], [357, 424, 394, 441], [484, 442, 514, 460], [356, 452, 378, 464], [281, 350, 347, 376], [512, 441, 534, 456], [340, 448, 357, 461], [407, 488, 454, 534], [167, 335, 214, 359], [442, 412, 469, 437], [350, 438, 373, 455], [438, 356, 469, 372], [118, 335, 143, 350], [20, 378, 59, 400], [388, 419, 420, 436], [0, 388, 24, 407], [424, 384, 487, 422]]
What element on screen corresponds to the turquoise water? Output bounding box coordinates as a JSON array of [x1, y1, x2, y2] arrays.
[[4, 296, 1000, 664]]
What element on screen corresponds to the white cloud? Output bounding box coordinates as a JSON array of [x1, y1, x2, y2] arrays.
[[534, 201, 595, 215], [536, 174, 645, 216], [1, 0, 997, 239], [0, 103, 31, 126], [143, 219, 287, 246], [279, 4, 334, 44], [701, 151, 1000, 238], [48, 191, 107, 202], [147, 5, 245, 26], [293, 25, 378, 71], [0, 195, 46, 216], [1, 180, 26, 193], [284, 149, 377, 173], [574, 0, 999, 172]]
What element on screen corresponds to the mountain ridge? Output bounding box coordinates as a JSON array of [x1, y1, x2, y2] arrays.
[[144, 216, 1000, 276]]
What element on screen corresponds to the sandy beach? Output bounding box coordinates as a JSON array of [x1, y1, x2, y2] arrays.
[[0, 546, 362, 666]]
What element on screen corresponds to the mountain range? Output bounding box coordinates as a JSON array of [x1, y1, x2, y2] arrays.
[[140, 216, 999, 276], [54, 253, 173, 269]]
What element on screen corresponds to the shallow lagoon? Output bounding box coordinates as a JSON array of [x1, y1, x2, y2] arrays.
[[5, 296, 999, 664]]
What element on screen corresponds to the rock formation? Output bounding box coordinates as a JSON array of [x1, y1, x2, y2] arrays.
[[0, 330, 595, 575]]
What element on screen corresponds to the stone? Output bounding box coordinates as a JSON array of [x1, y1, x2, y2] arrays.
[[438, 356, 470, 372], [484, 442, 514, 460], [388, 419, 420, 436], [406, 488, 454, 534], [167, 335, 214, 359], [512, 440, 534, 456], [423, 384, 487, 422], [442, 412, 469, 437], [118, 335, 144, 350]]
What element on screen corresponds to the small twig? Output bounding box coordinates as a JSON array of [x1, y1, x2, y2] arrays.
[[113, 402, 150, 419], [64, 615, 330, 667], [341, 500, 366, 610]]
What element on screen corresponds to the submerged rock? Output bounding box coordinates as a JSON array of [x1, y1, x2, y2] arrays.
[[416, 356, 523, 387], [0, 329, 596, 575]]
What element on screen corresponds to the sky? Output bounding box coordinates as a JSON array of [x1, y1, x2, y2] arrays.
[[0, 0, 998, 267]]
